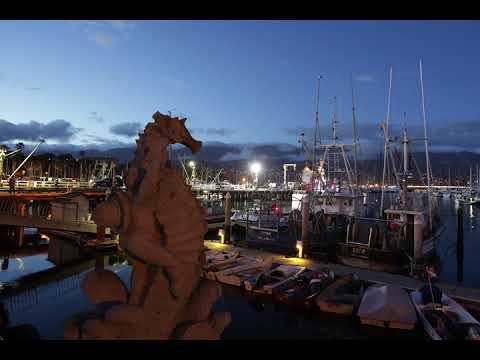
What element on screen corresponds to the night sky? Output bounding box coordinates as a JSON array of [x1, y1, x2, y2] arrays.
[[1, 20, 480, 161]]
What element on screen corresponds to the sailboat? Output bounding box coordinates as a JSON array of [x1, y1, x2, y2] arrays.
[[463, 165, 480, 205]]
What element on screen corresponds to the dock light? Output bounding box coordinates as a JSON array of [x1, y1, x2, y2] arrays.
[[296, 241, 303, 259], [241, 177, 246, 183], [188, 161, 197, 182], [218, 229, 225, 243]]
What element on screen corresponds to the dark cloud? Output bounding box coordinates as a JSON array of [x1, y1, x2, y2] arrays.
[[172, 141, 303, 164], [110, 122, 142, 137], [0, 119, 81, 142], [81, 134, 130, 147], [284, 119, 480, 154], [189, 128, 236, 137]]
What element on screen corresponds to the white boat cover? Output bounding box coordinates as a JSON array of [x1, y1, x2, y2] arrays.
[[358, 285, 417, 326]]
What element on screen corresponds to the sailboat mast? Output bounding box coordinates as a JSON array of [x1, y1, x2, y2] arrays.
[[332, 96, 338, 145], [419, 59, 433, 231], [470, 166, 473, 193], [313, 76, 321, 170], [351, 73, 359, 191]]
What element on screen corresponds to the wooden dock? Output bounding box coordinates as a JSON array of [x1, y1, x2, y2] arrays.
[[204, 240, 480, 314]]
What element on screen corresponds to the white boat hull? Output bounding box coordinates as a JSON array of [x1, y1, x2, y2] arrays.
[[411, 290, 480, 340]]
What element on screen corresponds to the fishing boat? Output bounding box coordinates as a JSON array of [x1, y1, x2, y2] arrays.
[[241, 201, 300, 256], [336, 64, 444, 276], [244, 264, 307, 295], [291, 78, 379, 262], [315, 273, 366, 315], [203, 255, 263, 281], [411, 286, 480, 340], [272, 267, 334, 308], [215, 258, 275, 287], [357, 284, 417, 330]]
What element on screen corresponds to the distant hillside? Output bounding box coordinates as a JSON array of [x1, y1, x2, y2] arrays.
[[29, 142, 480, 182]]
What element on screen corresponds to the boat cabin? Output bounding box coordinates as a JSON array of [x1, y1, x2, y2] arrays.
[[313, 193, 365, 217]]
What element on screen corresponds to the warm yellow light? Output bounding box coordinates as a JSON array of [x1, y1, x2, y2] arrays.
[[241, 177, 246, 183], [218, 229, 225, 244], [296, 241, 303, 258], [188, 161, 195, 168], [204, 240, 230, 250]]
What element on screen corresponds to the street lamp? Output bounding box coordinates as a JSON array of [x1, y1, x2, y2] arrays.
[[250, 162, 262, 187], [188, 160, 196, 182]]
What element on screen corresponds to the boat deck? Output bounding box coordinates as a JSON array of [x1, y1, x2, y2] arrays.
[[204, 240, 480, 314]]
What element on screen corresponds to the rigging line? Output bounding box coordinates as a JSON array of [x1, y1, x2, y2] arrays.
[[380, 67, 393, 214], [419, 59, 433, 231]]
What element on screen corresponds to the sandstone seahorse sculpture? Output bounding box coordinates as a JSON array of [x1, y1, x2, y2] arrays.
[[64, 112, 231, 340]]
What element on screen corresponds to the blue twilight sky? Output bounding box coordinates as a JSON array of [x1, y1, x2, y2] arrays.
[[1, 20, 480, 158]]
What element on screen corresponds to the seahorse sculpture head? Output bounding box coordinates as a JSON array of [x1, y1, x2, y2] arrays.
[[126, 112, 202, 191], [66, 111, 230, 340], [148, 111, 202, 153]]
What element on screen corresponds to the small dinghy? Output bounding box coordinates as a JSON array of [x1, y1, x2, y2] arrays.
[[203, 249, 239, 272], [411, 285, 480, 340], [244, 264, 306, 295], [357, 284, 417, 330], [204, 255, 263, 281], [273, 268, 335, 308], [214, 258, 274, 287], [315, 273, 366, 316]]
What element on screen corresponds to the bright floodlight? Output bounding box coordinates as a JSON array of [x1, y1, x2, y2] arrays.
[[188, 161, 196, 168], [250, 162, 262, 175]]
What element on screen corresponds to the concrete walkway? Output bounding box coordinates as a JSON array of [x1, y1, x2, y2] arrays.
[[204, 240, 480, 313]]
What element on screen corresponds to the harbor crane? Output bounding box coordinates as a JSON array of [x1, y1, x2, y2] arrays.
[[8, 139, 45, 181], [0, 144, 24, 178]]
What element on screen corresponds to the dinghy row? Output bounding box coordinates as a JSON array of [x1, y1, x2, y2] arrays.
[[204, 248, 480, 340]]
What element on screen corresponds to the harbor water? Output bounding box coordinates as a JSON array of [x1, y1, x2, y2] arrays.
[[0, 196, 476, 339]]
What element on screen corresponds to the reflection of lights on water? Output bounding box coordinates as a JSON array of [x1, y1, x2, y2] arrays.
[[470, 205, 474, 218], [15, 257, 25, 271]]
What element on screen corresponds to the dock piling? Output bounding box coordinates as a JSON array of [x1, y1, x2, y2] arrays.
[[457, 206, 464, 283], [224, 192, 232, 244], [16, 201, 27, 248], [299, 194, 309, 258]]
